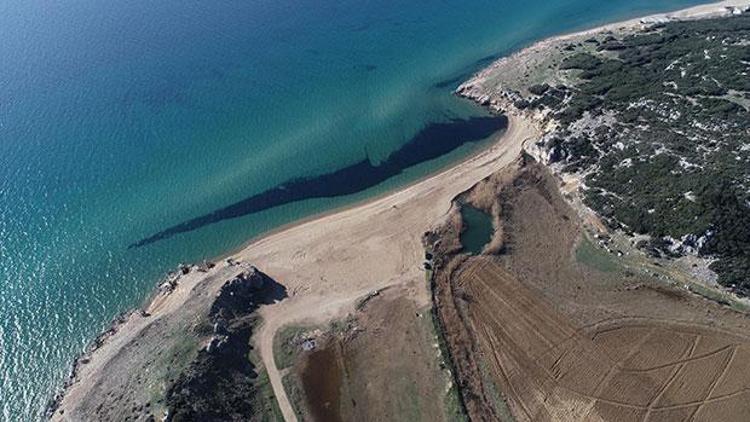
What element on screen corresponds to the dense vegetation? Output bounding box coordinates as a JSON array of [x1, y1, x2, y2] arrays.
[[526, 15, 750, 294]]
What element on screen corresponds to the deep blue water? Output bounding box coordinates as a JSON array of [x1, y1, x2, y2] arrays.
[[0, 0, 709, 419]]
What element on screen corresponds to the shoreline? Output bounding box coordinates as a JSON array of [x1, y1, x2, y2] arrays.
[[47, 103, 507, 418], [48, 0, 749, 419], [49, 112, 537, 421], [456, 0, 750, 304], [238, 112, 536, 422], [133, 0, 746, 269], [461, 0, 749, 99], [220, 141, 507, 262], [215, 117, 509, 263], [210, 0, 748, 276]]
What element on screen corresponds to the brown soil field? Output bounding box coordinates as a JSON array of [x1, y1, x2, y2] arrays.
[[431, 158, 750, 422], [287, 286, 460, 422], [300, 346, 343, 422]]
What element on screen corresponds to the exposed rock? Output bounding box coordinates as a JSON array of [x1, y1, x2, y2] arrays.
[[164, 267, 286, 422], [206, 335, 228, 354], [209, 267, 269, 321], [212, 320, 226, 335]]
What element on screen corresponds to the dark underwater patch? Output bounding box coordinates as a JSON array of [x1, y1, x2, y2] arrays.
[[131, 115, 507, 248]]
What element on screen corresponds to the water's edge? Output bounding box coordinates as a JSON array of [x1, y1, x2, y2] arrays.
[[43, 0, 722, 416]]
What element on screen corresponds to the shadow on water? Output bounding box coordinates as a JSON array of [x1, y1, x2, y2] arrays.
[[131, 115, 507, 248]]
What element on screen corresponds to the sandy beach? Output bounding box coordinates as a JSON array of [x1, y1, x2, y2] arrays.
[[237, 114, 535, 421], [51, 114, 536, 421], [50, 1, 750, 420]]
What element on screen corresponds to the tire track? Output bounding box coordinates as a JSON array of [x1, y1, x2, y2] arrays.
[[642, 334, 700, 422]]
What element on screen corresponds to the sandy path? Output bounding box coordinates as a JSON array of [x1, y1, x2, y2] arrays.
[[234, 114, 537, 421]]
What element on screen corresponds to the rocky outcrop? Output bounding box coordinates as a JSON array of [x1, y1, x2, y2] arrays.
[[48, 262, 286, 422], [209, 267, 269, 322], [164, 266, 285, 422]]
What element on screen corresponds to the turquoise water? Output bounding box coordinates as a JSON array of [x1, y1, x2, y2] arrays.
[[460, 205, 494, 255], [0, 0, 709, 419]]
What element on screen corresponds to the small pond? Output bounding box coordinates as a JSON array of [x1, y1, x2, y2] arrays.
[[459, 205, 494, 255]]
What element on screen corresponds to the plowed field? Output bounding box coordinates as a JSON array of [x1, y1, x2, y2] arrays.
[[431, 160, 750, 422], [458, 257, 750, 422]]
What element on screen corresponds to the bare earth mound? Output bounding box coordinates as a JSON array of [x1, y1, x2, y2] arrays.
[[431, 159, 750, 422]]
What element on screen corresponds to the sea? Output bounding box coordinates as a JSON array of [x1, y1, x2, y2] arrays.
[[0, 0, 709, 419]]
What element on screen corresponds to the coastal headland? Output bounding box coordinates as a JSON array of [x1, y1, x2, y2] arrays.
[[50, 1, 750, 421]]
